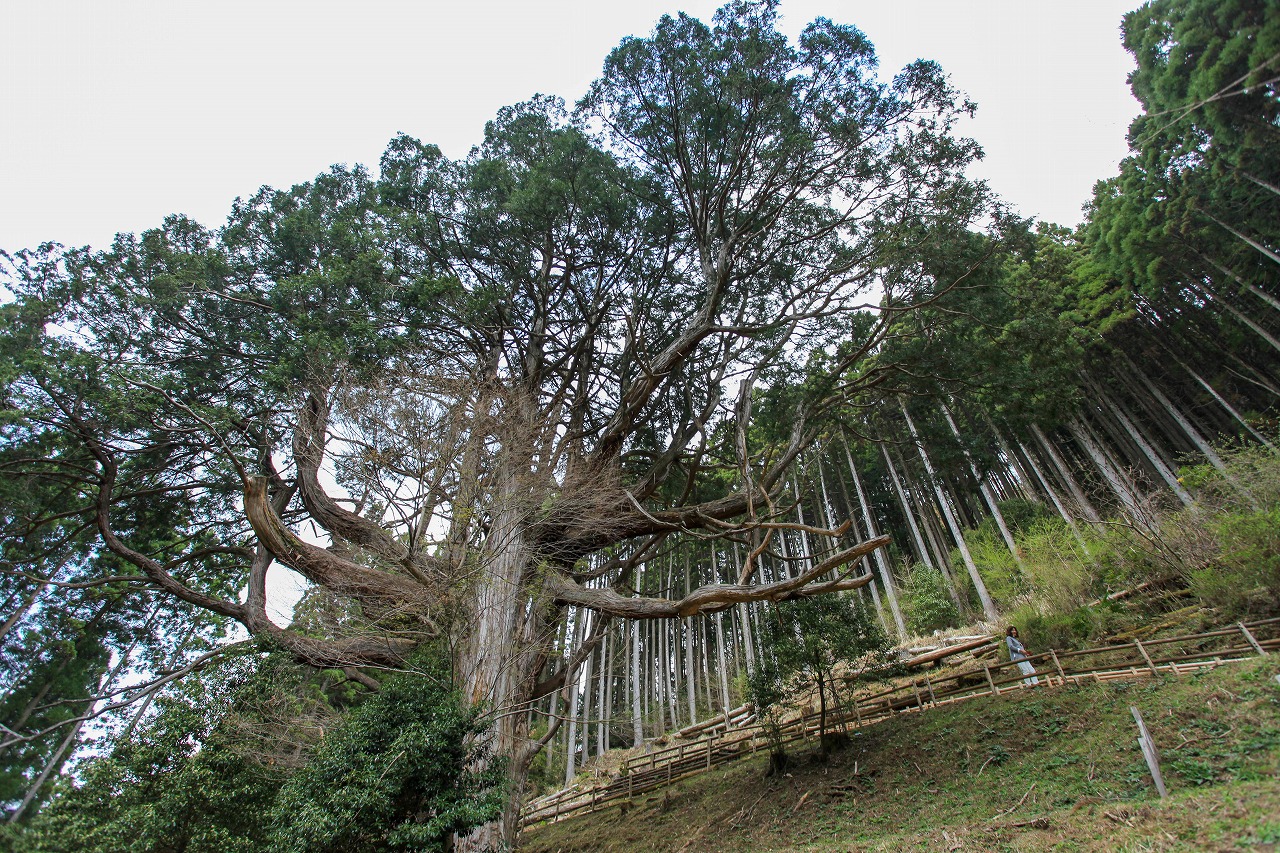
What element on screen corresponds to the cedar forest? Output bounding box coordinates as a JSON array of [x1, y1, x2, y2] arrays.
[[0, 0, 1277, 850]]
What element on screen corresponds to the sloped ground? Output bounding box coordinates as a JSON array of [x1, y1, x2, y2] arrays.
[[521, 655, 1280, 852]]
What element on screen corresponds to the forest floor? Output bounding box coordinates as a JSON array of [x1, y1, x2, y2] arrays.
[[520, 654, 1280, 852]]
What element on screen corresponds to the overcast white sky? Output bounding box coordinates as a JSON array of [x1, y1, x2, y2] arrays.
[[1, 0, 1142, 255]]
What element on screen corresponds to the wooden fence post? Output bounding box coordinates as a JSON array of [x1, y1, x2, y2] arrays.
[[1239, 622, 1268, 656], [1050, 649, 1067, 685], [983, 664, 999, 696], [1134, 640, 1159, 676]]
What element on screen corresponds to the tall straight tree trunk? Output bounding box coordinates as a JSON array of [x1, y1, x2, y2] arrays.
[[647, 621, 659, 731], [939, 400, 1024, 567], [821, 450, 888, 628], [1016, 439, 1092, 555], [597, 628, 611, 756], [775, 523, 795, 580], [862, 570, 892, 636], [979, 413, 1037, 503], [1139, 299, 1280, 398], [1111, 365, 1197, 461], [1194, 248, 1280, 312], [1067, 416, 1143, 519], [630, 616, 644, 746], [1118, 357, 1227, 472], [880, 441, 940, 573], [1160, 347, 1275, 448], [1203, 211, 1280, 274], [900, 400, 998, 621], [661, 598, 678, 730], [666, 619, 682, 731], [840, 437, 906, 638], [683, 618, 698, 722], [714, 611, 732, 721], [791, 477, 816, 570], [700, 618, 714, 714], [1032, 424, 1103, 522], [1192, 279, 1280, 355], [579, 631, 594, 767], [1091, 379, 1193, 505], [731, 543, 757, 678], [915, 481, 959, 589], [728, 604, 744, 675], [563, 613, 584, 783], [681, 550, 699, 721]]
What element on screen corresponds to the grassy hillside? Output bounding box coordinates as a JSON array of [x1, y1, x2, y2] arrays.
[[521, 656, 1280, 852]]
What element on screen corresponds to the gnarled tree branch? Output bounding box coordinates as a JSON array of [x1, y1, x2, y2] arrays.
[[547, 534, 889, 618]]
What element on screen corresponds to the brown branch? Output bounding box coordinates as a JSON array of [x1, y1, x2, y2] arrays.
[[547, 534, 889, 619], [292, 392, 449, 583], [531, 614, 613, 699], [93, 469, 245, 622], [243, 477, 431, 609]]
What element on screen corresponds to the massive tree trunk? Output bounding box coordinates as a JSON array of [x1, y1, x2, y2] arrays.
[[454, 486, 561, 851]]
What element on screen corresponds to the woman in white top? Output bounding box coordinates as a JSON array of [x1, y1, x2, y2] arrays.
[[1005, 626, 1040, 685]]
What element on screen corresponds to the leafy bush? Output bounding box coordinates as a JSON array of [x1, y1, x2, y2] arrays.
[[270, 653, 504, 852], [1099, 445, 1280, 619], [961, 527, 1023, 610], [9, 646, 504, 853], [901, 566, 960, 634], [1188, 506, 1280, 618], [988, 444, 1280, 630], [994, 497, 1055, 535]]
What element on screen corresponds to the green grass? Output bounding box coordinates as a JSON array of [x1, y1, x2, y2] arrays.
[[521, 656, 1280, 851]]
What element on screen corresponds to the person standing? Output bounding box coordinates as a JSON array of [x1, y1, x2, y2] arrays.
[[1005, 626, 1040, 685]]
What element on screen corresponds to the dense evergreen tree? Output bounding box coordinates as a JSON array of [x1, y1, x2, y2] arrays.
[[0, 2, 991, 843], [2, 0, 1276, 844]]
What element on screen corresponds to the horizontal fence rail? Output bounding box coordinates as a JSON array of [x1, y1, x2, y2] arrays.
[[521, 618, 1279, 828]]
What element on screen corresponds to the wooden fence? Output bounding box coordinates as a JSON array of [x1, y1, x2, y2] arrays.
[[521, 618, 1279, 827]]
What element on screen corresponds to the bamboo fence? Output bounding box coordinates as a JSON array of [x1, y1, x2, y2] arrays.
[[520, 617, 1279, 828]]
